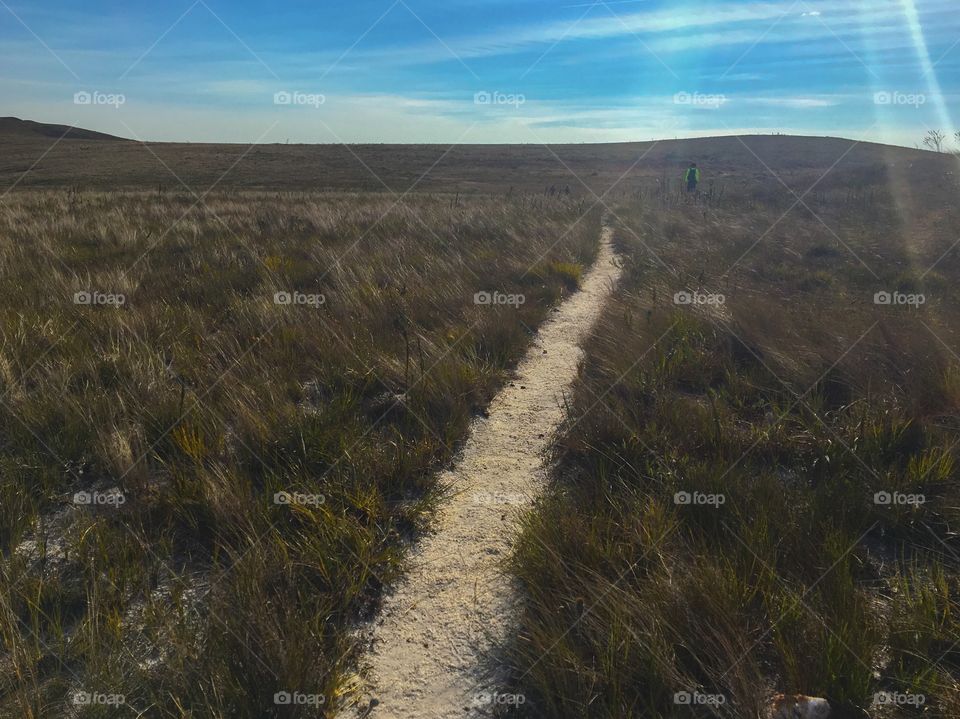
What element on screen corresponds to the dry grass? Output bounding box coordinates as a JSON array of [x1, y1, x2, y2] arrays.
[[5, 119, 957, 196], [3, 128, 959, 718], [507, 156, 960, 718], [0, 189, 599, 717]]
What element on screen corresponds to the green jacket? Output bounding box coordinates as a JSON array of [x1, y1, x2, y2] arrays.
[[684, 167, 701, 183]]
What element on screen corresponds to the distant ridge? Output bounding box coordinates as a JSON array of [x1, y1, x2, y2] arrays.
[[1, 117, 944, 193], [0, 117, 125, 141]]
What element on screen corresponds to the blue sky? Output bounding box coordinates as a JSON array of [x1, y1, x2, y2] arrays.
[[2, 0, 959, 146]]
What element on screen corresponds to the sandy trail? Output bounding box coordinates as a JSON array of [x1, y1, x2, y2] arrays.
[[344, 226, 621, 719]]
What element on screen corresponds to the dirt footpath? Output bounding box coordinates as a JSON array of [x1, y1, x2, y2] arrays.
[[344, 226, 622, 719]]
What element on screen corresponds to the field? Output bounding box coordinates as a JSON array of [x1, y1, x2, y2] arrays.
[[0, 118, 958, 718], [507, 150, 960, 717], [0, 177, 596, 716], [2, 117, 948, 195]]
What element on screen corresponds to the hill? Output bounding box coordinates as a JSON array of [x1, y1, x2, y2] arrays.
[[1, 118, 954, 195], [0, 117, 125, 142]]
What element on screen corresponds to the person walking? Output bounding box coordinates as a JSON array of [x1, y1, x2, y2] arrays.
[[684, 162, 700, 193]]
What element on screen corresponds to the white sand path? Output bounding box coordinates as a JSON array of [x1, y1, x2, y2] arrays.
[[344, 226, 621, 719]]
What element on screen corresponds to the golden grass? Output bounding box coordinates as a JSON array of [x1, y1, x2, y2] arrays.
[[0, 189, 599, 717], [507, 171, 960, 718]]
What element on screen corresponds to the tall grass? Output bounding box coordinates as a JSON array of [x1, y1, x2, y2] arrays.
[[0, 190, 599, 717], [507, 175, 960, 718]]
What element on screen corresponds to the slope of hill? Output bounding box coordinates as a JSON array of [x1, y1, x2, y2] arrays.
[[0, 117, 125, 142], [1, 118, 955, 194]]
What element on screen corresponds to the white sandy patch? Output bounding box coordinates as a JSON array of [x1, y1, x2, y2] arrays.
[[343, 226, 622, 719]]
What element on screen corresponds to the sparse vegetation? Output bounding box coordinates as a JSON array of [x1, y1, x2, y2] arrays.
[[923, 130, 947, 153]]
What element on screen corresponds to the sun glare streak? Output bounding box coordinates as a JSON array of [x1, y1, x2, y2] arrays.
[[899, 0, 956, 140], [878, 0, 957, 335]]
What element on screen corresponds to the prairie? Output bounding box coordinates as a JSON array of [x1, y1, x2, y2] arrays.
[[1, 118, 958, 717], [0, 186, 596, 717], [507, 144, 960, 718]]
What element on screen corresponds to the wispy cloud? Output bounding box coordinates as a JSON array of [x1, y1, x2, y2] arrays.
[[2, 0, 958, 145], [747, 96, 840, 108]]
